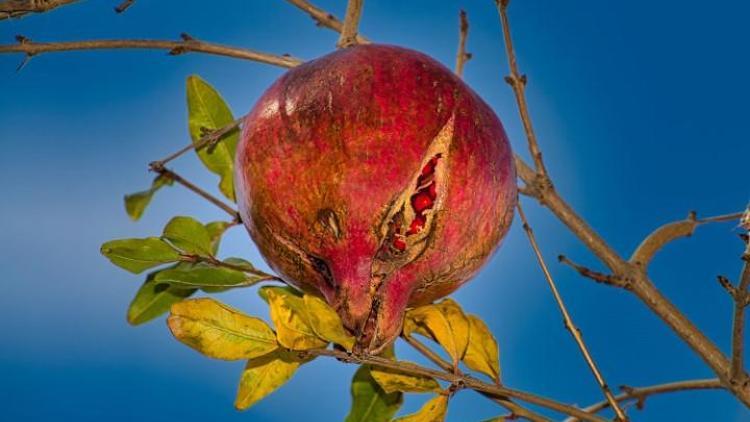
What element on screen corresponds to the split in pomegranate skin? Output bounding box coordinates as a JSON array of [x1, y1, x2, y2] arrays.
[[235, 44, 516, 352]]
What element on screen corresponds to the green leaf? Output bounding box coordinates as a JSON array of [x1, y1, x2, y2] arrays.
[[463, 315, 501, 383], [259, 286, 328, 350], [223, 257, 255, 271], [186, 75, 239, 201], [127, 264, 196, 325], [124, 174, 173, 221], [345, 365, 403, 422], [205, 221, 233, 254], [234, 349, 310, 410], [403, 299, 470, 367], [303, 294, 356, 351], [370, 366, 441, 394], [162, 216, 212, 256], [100, 237, 180, 274], [154, 263, 265, 289], [393, 394, 449, 422], [167, 298, 278, 360]]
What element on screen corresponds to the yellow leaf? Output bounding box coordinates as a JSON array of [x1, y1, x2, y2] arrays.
[[303, 294, 356, 351], [463, 315, 501, 383], [259, 286, 328, 350], [167, 298, 277, 360], [393, 394, 449, 422], [370, 366, 441, 394], [404, 298, 470, 366], [234, 349, 308, 410]]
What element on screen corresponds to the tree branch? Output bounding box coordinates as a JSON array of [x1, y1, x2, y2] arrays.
[[630, 211, 745, 268], [304, 348, 604, 421], [114, 0, 135, 14], [149, 164, 240, 221], [516, 201, 628, 421], [0, 0, 79, 20], [495, 0, 548, 180], [337, 0, 365, 48], [565, 378, 723, 420], [730, 240, 750, 381], [0, 34, 303, 68], [496, 0, 750, 407], [402, 334, 550, 421], [285, 0, 369, 44], [455, 9, 471, 78]]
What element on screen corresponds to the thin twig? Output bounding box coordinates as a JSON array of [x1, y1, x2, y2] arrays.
[[150, 116, 246, 169], [558, 255, 624, 287], [0, 0, 78, 19], [114, 0, 135, 14], [402, 335, 550, 422], [730, 241, 750, 381], [285, 0, 369, 44], [0, 35, 303, 68], [565, 378, 723, 420], [149, 165, 239, 220], [303, 348, 604, 422], [516, 201, 628, 421], [337, 0, 365, 48], [495, 0, 548, 180], [630, 211, 745, 268], [455, 9, 471, 78]]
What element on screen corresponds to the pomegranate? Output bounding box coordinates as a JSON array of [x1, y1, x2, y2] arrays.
[[235, 44, 516, 352]]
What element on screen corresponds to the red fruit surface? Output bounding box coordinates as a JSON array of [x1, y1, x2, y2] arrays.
[[235, 44, 516, 352]]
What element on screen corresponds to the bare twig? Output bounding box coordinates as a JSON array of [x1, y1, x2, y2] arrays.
[[558, 255, 624, 287], [114, 0, 135, 14], [630, 211, 745, 268], [730, 241, 750, 381], [495, 0, 548, 180], [304, 348, 604, 422], [455, 9, 471, 78], [285, 0, 369, 44], [516, 201, 628, 421], [149, 165, 239, 220], [150, 116, 246, 169], [566, 378, 723, 420], [0, 34, 303, 68], [337, 0, 364, 48], [0, 0, 78, 20]]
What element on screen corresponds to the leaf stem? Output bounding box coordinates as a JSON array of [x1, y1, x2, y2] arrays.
[[179, 253, 282, 283]]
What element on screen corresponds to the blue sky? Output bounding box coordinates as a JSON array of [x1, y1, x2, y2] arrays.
[[1, 0, 749, 420]]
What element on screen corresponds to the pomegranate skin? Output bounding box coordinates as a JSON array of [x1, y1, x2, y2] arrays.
[[235, 44, 516, 352]]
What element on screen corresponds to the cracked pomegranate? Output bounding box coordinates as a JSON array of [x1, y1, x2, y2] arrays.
[[235, 44, 516, 352]]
